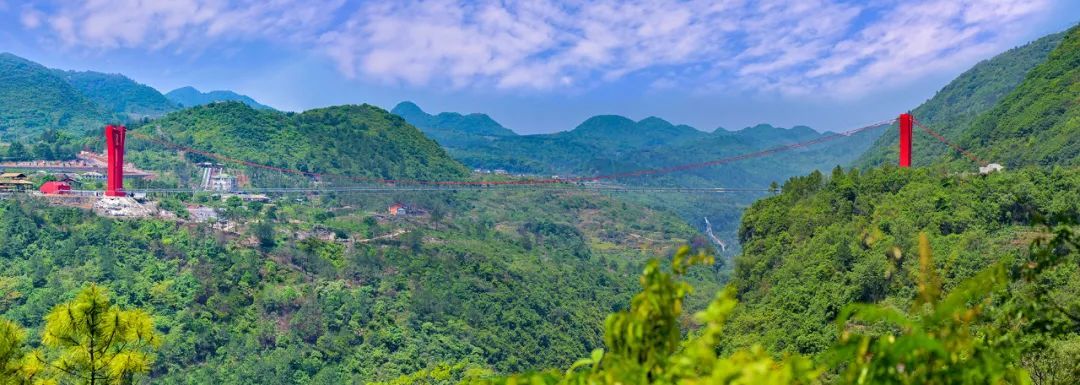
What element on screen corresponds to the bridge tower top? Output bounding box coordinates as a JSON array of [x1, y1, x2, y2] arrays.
[[898, 113, 913, 168], [105, 125, 126, 197]]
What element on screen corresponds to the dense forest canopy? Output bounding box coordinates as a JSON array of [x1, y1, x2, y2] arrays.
[[957, 25, 1080, 167], [0, 15, 1077, 385], [0, 53, 106, 138], [141, 102, 470, 183], [856, 31, 1066, 169], [55, 70, 179, 119]]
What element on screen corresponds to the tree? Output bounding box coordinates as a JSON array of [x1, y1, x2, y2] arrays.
[[6, 141, 29, 160], [0, 318, 27, 382], [430, 205, 446, 230], [40, 284, 160, 385], [253, 221, 276, 250]]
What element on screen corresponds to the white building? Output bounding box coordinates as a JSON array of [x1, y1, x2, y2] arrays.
[[979, 163, 1004, 175], [210, 174, 236, 192]]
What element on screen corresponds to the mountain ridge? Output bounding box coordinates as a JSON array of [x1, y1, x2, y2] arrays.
[[166, 86, 275, 111], [0, 52, 107, 136]]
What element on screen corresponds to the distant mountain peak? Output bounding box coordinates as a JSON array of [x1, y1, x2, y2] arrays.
[[392, 101, 425, 115], [637, 116, 675, 128], [165, 86, 274, 110], [391, 101, 517, 139]]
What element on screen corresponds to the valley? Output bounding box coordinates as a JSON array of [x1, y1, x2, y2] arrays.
[[0, 10, 1077, 385]]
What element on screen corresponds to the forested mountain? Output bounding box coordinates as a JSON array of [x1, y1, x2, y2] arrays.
[[725, 167, 1080, 356], [166, 86, 275, 110], [391, 102, 516, 148], [0, 53, 106, 137], [397, 101, 887, 253], [707, 24, 1080, 378], [55, 70, 179, 119], [141, 102, 468, 182], [394, 102, 884, 187], [0, 186, 716, 383], [857, 31, 1066, 168], [957, 25, 1080, 167]]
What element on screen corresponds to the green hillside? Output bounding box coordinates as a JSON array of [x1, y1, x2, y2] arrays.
[[856, 31, 1065, 168], [166, 86, 275, 110], [0, 53, 106, 137], [397, 102, 888, 253], [140, 102, 468, 182], [391, 102, 516, 148], [0, 185, 714, 383], [724, 166, 1080, 355], [958, 25, 1080, 167], [56, 70, 178, 119]]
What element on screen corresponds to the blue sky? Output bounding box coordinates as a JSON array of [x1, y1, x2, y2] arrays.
[[1, 0, 1077, 134]]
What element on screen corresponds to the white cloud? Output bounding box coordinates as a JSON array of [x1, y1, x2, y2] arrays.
[[15, 0, 1056, 96], [19, 0, 346, 51]]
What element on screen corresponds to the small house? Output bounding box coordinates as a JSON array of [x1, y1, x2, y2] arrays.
[[389, 203, 407, 216], [0, 172, 32, 192], [40, 181, 71, 195]]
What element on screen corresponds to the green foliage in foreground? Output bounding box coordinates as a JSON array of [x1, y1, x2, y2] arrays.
[[1, 284, 161, 385], [727, 166, 1080, 357], [381, 224, 1077, 385], [0, 188, 708, 384]]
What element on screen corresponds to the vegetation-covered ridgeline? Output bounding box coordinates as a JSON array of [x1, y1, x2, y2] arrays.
[[165, 86, 275, 111], [372, 220, 1079, 385], [957, 24, 1080, 167], [717, 166, 1080, 370], [139, 102, 470, 183], [56, 70, 179, 120], [393, 101, 883, 182], [0, 53, 106, 138], [856, 30, 1065, 168], [394, 101, 887, 254]]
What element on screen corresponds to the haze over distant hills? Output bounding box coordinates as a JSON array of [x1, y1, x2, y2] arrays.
[[166, 86, 275, 111], [393, 100, 889, 251], [392, 100, 883, 181]]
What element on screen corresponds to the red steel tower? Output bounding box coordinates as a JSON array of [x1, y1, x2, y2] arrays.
[[105, 125, 127, 197], [898, 113, 913, 168]]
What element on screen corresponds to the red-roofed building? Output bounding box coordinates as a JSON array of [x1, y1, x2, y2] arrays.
[[389, 203, 406, 216], [40, 181, 71, 195]]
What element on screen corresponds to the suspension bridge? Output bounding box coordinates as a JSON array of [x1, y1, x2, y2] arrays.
[[22, 112, 988, 197]]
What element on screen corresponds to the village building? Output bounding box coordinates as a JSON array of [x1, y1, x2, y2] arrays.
[[210, 173, 236, 192], [39, 181, 72, 195], [0, 172, 32, 192], [389, 203, 408, 216]]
